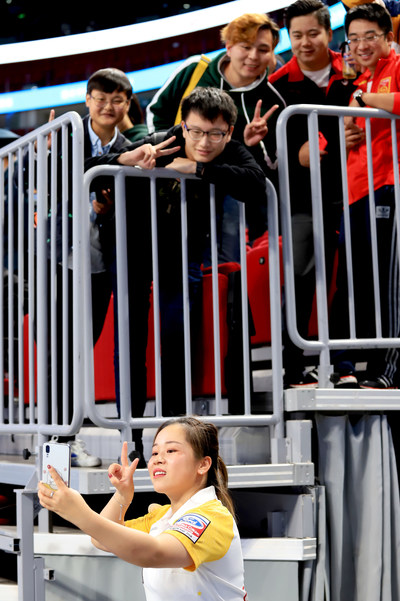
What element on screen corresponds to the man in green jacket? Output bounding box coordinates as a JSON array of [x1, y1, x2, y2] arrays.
[[146, 12, 285, 259], [147, 12, 285, 176]]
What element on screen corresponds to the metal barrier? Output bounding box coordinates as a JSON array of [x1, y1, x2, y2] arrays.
[[0, 111, 85, 444], [0, 112, 285, 445], [1, 102, 398, 601], [277, 104, 400, 400], [0, 111, 300, 601], [82, 166, 285, 441], [0, 112, 86, 601]]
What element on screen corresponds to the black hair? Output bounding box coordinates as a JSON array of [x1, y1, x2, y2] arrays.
[[181, 87, 238, 127], [87, 68, 133, 100], [127, 93, 145, 125], [285, 0, 331, 31], [345, 3, 393, 36]]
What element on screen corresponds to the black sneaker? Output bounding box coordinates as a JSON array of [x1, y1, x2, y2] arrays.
[[288, 368, 319, 389], [359, 375, 398, 389], [334, 373, 359, 389]]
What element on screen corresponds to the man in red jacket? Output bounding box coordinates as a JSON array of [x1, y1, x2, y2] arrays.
[[330, 2, 400, 389], [268, 0, 357, 389]]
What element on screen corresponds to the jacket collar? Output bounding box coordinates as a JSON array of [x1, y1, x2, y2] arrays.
[[285, 48, 342, 82], [354, 48, 396, 87]]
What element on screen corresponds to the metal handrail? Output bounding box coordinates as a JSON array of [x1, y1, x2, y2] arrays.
[[277, 103, 400, 387], [82, 166, 285, 440], [0, 112, 85, 440]]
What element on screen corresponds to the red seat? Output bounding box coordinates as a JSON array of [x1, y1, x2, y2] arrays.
[[93, 291, 156, 402], [93, 297, 116, 401], [246, 233, 283, 346], [191, 268, 235, 396], [23, 314, 37, 405]]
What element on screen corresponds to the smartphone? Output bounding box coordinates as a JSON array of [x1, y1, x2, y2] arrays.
[[42, 442, 71, 490]]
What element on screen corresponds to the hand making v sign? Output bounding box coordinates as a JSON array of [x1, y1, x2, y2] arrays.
[[244, 100, 279, 147]]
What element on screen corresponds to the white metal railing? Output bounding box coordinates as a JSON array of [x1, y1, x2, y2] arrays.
[[277, 103, 400, 393], [82, 166, 285, 441], [0, 113, 285, 446], [0, 112, 85, 444], [0, 111, 86, 601]]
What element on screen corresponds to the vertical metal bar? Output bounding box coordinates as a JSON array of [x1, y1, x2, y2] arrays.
[[34, 557, 46, 601], [17, 149, 25, 423], [266, 179, 284, 438], [71, 117, 85, 436], [180, 178, 193, 414], [365, 117, 382, 337], [209, 185, 222, 412], [28, 144, 36, 424], [238, 202, 252, 413], [61, 124, 70, 425], [7, 149, 15, 423], [36, 132, 49, 432], [276, 110, 298, 348], [114, 172, 132, 431], [338, 115, 357, 338], [150, 175, 162, 416], [390, 119, 400, 341], [50, 129, 58, 425], [308, 110, 332, 387], [16, 489, 35, 601], [82, 166, 96, 425]]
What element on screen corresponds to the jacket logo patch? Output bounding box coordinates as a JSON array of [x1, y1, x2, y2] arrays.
[[378, 77, 391, 93], [376, 205, 391, 219], [171, 513, 210, 543]]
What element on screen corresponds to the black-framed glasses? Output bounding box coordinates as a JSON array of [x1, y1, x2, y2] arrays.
[[184, 123, 229, 143], [347, 33, 385, 45], [90, 94, 128, 108]]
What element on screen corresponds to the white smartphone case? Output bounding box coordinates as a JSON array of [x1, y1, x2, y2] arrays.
[[42, 442, 71, 490]]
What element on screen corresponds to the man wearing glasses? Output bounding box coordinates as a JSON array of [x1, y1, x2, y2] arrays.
[[330, 3, 400, 390]]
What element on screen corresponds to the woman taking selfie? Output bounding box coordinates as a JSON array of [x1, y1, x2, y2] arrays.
[[38, 417, 247, 600]]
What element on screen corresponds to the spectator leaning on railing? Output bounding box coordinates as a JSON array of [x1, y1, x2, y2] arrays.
[[94, 87, 268, 417]]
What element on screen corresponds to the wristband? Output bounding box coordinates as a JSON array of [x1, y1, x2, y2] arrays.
[[196, 162, 204, 178]]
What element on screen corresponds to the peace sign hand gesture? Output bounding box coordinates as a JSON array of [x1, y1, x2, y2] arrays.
[[244, 100, 279, 147], [118, 136, 180, 170], [107, 441, 140, 507]]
